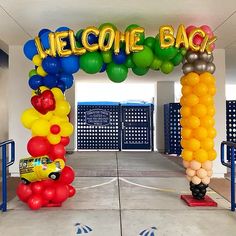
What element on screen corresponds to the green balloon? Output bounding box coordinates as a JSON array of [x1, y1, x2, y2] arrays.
[[154, 38, 178, 61], [144, 37, 156, 51], [132, 67, 149, 76], [75, 29, 83, 41], [150, 56, 162, 70], [101, 51, 112, 64], [29, 69, 37, 77], [160, 61, 174, 74], [132, 46, 154, 68], [80, 52, 103, 74], [171, 53, 183, 66], [125, 55, 135, 68], [125, 24, 145, 45], [180, 47, 187, 56], [106, 62, 128, 83], [99, 23, 117, 31], [76, 41, 83, 48]]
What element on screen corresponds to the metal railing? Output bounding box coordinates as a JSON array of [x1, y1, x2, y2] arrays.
[[0, 140, 15, 212], [221, 141, 236, 211]]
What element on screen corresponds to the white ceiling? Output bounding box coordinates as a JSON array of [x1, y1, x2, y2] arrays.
[[0, 0, 235, 82]]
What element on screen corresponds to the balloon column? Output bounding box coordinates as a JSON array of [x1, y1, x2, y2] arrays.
[[180, 25, 216, 199]]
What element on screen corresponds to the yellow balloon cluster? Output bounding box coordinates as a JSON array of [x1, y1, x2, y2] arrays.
[[21, 87, 74, 145], [180, 72, 216, 185]]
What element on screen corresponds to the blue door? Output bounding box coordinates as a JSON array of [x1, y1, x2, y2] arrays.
[[121, 103, 153, 150]]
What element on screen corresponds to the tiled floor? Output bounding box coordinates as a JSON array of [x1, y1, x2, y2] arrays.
[[1, 152, 236, 236]]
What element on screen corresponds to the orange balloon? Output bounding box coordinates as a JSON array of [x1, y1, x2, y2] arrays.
[[185, 94, 199, 107], [207, 127, 217, 138], [208, 85, 216, 96], [181, 139, 188, 149], [200, 116, 215, 128], [180, 97, 186, 106], [208, 149, 217, 161], [201, 138, 214, 150], [193, 149, 208, 163], [199, 95, 213, 106], [193, 83, 208, 96], [192, 104, 207, 117], [188, 116, 200, 129], [180, 106, 191, 117], [180, 118, 188, 128], [185, 72, 200, 86], [199, 72, 215, 85], [193, 127, 208, 140], [180, 76, 187, 85], [207, 106, 216, 116], [181, 128, 192, 139], [181, 149, 193, 161], [187, 138, 201, 151], [182, 86, 192, 96]]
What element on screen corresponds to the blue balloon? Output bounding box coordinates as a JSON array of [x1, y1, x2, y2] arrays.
[[40, 31, 51, 50], [60, 55, 80, 74], [23, 40, 38, 60], [28, 75, 43, 90], [57, 81, 66, 92], [42, 56, 60, 74], [100, 63, 107, 73], [112, 50, 127, 64], [38, 28, 51, 37], [43, 74, 58, 88], [59, 73, 74, 89], [56, 26, 70, 32], [87, 33, 98, 44]]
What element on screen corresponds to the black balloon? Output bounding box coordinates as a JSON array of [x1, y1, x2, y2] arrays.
[[190, 182, 208, 200]]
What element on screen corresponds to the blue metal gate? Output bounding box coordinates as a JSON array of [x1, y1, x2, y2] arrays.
[[77, 102, 153, 150], [121, 103, 153, 150]]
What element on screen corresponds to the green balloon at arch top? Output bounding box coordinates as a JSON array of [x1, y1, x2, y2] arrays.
[[132, 67, 149, 76], [125, 24, 145, 45], [154, 38, 178, 61], [106, 62, 128, 83], [80, 51, 103, 74], [132, 45, 154, 68]]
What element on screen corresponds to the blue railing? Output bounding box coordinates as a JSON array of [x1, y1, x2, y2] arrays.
[[221, 141, 236, 211], [0, 140, 15, 212]]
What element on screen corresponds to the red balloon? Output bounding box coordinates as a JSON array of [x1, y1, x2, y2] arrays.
[[16, 183, 32, 202], [49, 143, 66, 160], [51, 183, 69, 204], [31, 181, 44, 194], [42, 198, 49, 207], [41, 179, 54, 188], [27, 136, 51, 157], [59, 166, 75, 185], [27, 194, 43, 210], [50, 125, 61, 134], [42, 187, 56, 201], [60, 136, 70, 146], [68, 185, 76, 198]]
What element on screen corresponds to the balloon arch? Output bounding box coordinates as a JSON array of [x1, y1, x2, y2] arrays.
[[17, 23, 217, 210]]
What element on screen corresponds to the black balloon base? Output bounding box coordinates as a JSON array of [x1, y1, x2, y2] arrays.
[[190, 181, 208, 200]]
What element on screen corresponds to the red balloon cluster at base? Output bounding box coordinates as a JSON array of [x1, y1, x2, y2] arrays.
[[17, 166, 76, 210]]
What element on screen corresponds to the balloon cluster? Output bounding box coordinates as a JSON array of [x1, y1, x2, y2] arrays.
[[23, 24, 186, 85], [17, 166, 76, 210], [180, 41, 216, 199]]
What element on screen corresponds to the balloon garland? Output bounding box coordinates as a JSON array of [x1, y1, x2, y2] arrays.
[[18, 23, 217, 209]]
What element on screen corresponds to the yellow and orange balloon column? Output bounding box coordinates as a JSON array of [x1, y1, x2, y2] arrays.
[[180, 52, 216, 199]]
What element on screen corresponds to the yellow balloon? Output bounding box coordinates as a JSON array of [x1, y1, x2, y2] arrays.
[[208, 85, 216, 96], [181, 85, 192, 96], [188, 115, 200, 129], [193, 83, 208, 96], [60, 122, 74, 136], [207, 127, 217, 138], [207, 106, 216, 116], [199, 95, 213, 106], [193, 149, 208, 163], [185, 94, 199, 107], [193, 127, 208, 140], [37, 66, 47, 77], [180, 106, 191, 117], [47, 134, 61, 145], [180, 97, 187, 106], [54, 100, 71, 117], [32, 54, 42, 66], [199, 72, 215, 85], [181, 149, 193, 161], [49, 115, 63, 125], [98, 26, 115, 52], [201, 138, 214, 151], [81, 26, 99, 52], [185, 72, 200, 86], [200, 116, 215, 128], [21, 108, 39, 129], [51, 88, 65, 101], [180, 118, 188, 128], [187, 138, 201, 151], [208, 149, 217, 161], [39, 111, 54, 120], [180, 139, 188, 149], [192, 104, 207, 117], [31, 119, 50, 136], [181, 128, 192, 139], [55, 31, 72, 57], [180, 76, 187, 85]]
